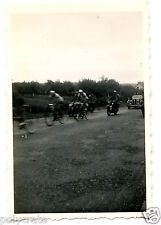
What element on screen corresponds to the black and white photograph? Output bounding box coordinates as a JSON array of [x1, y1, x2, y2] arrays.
[[9, 3, 148, 215]]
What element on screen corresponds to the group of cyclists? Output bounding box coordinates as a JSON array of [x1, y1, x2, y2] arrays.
[[49, 89, 97, 120], [49, 89, 96, 106], [13, 88, 145, 138], [14, 88, 122, 138], [49, 89, 118, 107], [48, 89, 120, 122], [13, 88, 121, 124]]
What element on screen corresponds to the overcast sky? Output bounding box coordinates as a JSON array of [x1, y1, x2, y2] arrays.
[[11, 12, 143, 83]]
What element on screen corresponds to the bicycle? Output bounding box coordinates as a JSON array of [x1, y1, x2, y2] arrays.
[[44, 103, 65, 126], [68, 101, 88, 121]]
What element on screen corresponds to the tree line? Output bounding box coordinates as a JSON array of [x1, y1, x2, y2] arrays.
[[13, 77, 143, 101], [12, 78, 144, 117]]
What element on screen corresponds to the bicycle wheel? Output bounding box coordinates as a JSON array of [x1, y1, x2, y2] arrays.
[[44, 111, 54, 126], [56, 111, 65, 124], [82, 110, 88, 120]]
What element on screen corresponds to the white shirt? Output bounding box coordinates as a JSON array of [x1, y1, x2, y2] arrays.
[[55, 93, 64, 102]]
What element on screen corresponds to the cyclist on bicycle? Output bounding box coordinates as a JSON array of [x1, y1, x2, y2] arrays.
[[49, 90, 64, 121], [77, 89, 89, 104], [108, 90, 120, 110]]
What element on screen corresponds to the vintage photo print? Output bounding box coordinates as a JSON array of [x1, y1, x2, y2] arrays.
[[7, 1, 151, 220]]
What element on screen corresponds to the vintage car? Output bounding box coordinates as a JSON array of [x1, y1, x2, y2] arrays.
[[127, 95, 143, 109]]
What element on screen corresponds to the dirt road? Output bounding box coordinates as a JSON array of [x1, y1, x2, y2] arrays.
[[13, 107, 146, 213]]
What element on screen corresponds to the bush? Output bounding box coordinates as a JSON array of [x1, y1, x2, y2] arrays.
[[96, 97, 107, 107]]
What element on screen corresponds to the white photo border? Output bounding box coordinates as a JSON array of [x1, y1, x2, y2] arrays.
[[6, 0, 150, 220]]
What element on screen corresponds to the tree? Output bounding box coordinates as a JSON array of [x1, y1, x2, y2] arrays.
[[63, 81, 75, 96], [77, 79, 97, 95], [120, 84, 136, 102], [106, 79, 120, 94]]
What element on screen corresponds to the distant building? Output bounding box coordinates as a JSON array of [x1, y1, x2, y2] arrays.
[[136, 82, 144, 90]]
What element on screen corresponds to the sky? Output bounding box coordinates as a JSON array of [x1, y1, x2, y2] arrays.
[[10, 12, 143, 84]]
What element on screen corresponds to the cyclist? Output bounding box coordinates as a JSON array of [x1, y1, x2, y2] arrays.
[[108, 90, 120, 109], [77, 89, 89, 104], [49, 90, 64, 122]]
